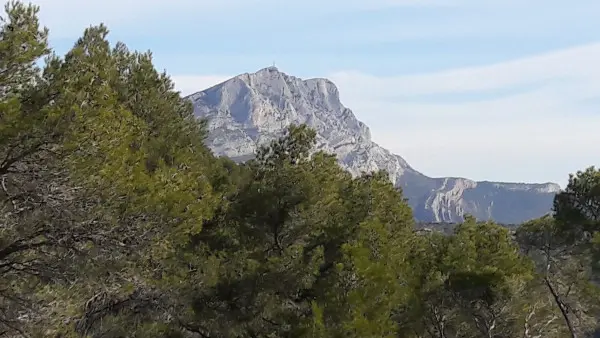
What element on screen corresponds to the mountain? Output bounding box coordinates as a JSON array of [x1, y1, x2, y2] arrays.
[[185, 66, 560, 224]]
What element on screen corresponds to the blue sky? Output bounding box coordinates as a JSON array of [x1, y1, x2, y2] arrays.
[[15, 0, 600, 186]]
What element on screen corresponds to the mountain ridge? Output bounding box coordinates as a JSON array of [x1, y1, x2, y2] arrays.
[[186, 66, 560, 223]]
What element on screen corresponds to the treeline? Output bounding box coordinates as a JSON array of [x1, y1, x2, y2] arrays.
[[1, 2, 600, 337], [415, 222, 520, 235]]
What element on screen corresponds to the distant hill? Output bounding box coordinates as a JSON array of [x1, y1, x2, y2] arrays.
[[185, 66, 560, 224]]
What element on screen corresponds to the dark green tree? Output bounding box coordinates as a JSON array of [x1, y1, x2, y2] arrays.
[[400, 217, 536, 338], [0, 2, 82, 334], [515, 167, 600, 338]]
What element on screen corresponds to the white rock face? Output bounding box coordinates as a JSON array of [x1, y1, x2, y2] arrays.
[[187, 67, 561, 224]]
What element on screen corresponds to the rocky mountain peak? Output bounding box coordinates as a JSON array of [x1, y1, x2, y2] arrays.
[[186, 68, 559, 224], [188, 67, 374, 165]]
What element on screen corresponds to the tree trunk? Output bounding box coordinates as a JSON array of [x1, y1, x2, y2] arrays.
[[544, 277, 577, 338]]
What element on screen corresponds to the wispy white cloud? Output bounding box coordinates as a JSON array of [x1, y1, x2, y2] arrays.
[[326, 43, 600, 185], [171, 43, 600, 186], [11, 0, 598, 57], [6, 0, 465, 39], [303, 1, 600, 43], [8, 0, 261, 38], [329, 43, 600, 97]]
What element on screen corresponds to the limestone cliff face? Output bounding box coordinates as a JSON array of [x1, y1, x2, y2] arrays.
[[186, 66, 560, 223]]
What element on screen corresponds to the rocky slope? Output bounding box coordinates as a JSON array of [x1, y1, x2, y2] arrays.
[[186, 66, 560, 223]]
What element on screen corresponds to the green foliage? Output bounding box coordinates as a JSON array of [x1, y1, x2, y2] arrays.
[[519, 199, 600, 337], [177, 126, 416, 337], [398, 219, 535, 338], [554, 166, 600, 227], [0, 2, 78, 334], [2, 2, 600, 337]]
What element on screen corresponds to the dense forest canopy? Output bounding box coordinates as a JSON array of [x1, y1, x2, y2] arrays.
[[1, 2, 600, 337]]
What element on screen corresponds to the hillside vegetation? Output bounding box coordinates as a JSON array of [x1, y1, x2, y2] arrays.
[[1, 2, 600, 337]]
